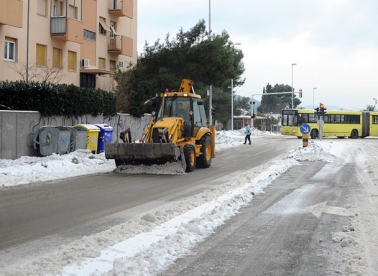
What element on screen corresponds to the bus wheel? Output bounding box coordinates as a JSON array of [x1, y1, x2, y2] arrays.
[[310, 129, 318, 139], [350, 130, 358, 139]]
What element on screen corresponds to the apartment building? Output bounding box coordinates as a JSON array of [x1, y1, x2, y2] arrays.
[[0, 0, 137, 92]]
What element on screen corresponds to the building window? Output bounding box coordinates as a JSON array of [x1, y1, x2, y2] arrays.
[[84, 30, 96, 41], [110, 21, 117, 38], [80, 73, 96, 88], [98, 58, 105, 70], [53, 48, 62, 68], [53, 1, 64, 17], [4, 37, 16, 62], [36, 44, 47, 66], [37, 0, 47, 16], [99, 23, 106, 35], [68, 4, 78, 19], [68, 51, 77, 71], [110, 60, 117, 71], [99, 17, 110, 35]]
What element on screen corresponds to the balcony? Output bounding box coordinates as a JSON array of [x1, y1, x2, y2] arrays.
[[50, 17, 84, 44], [0, 0, 22, 28], [108, 0, 133, 18], [108, 35, 133, 57]]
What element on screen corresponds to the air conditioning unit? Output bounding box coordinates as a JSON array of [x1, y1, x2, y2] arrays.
[[81, 59, 90, 68]]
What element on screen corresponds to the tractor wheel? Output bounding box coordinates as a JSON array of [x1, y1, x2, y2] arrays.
[[196, 135, 212, 168], [183, 144, 196, 172]]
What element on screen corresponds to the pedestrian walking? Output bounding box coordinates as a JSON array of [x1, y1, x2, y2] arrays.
[[243, 122, 251, 144]]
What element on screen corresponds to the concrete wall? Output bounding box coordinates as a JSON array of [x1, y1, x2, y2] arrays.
[[0, 110, 151, 160]]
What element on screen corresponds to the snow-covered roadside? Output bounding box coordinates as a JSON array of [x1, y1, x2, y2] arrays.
[[348, 141, 378, 274], [2, 132, 346, 276], [0, 129, 275, 187]]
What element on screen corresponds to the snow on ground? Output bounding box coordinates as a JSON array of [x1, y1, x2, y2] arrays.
[[0, 129, 276, 186], [0, 129, 375, 275]]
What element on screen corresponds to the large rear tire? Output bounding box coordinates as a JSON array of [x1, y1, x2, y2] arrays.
[[184, 144, 196, 172], [196, 135, 212, 168]]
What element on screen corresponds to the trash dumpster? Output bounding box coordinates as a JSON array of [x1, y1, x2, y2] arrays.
[[73, 124, 100, 153], [95, 124, 114, 153], [33, 126, 71, 156], [65, 126, 87, 152]]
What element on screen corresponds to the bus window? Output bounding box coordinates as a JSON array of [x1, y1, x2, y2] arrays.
[[309, 113, 317, 123], [298, 115, 303, 124], [282, 114, 294, 126], [290, 115, 298, 126], [332, 115, 341, 123], [344, 115, 360, 124]]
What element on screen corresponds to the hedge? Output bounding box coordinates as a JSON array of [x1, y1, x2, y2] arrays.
[[0, 81, 117, 117]]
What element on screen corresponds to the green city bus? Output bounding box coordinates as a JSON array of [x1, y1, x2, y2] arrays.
[[280, 109, 378, 139]]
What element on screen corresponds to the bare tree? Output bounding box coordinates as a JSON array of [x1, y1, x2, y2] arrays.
[[8, 61, 67, 83]]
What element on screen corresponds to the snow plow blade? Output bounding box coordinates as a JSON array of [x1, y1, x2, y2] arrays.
[[105, 143, 186, 169]]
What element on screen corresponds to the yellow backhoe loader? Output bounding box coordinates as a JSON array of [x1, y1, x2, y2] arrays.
[[105, 79, 216, 172]]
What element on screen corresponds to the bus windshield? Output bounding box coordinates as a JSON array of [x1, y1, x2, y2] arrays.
[[281, 110, 298, 126]]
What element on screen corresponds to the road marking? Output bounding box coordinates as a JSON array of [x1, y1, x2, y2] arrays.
[[307, 201, 354, 218]]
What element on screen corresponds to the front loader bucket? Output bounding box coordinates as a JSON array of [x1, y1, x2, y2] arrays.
[[105, 143, 186, 169]]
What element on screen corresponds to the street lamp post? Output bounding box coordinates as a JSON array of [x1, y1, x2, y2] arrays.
[[230, 42, 241, 131], [208, 0, 213, 126], [291, 63, 296, 108], [231, 79, 233, 130], [313, 87, 317, 109]]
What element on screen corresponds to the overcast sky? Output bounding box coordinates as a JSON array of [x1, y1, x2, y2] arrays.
[[138, 0, 378, 111]]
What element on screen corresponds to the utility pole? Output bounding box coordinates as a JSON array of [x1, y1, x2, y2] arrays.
[[291, 63, 297, 108], [208, 0, 212, 126], [231, 79, 233, 130]]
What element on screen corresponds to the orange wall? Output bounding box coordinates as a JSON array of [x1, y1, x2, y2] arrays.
[[0, 0, 23, 28], [81, 0, 96, 65]]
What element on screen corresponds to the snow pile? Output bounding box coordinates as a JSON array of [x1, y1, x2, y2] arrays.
[[0, 149, 115, 187]]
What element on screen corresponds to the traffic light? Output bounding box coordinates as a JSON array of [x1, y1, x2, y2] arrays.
[[250, 101, 256, 119], [318, 103, 326, 116], [299, 89, 302, 98]]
